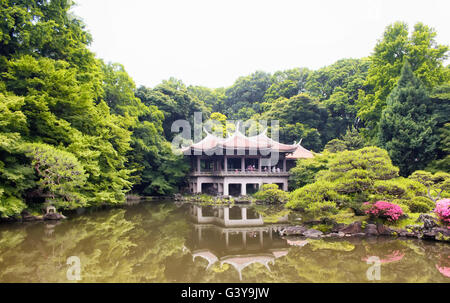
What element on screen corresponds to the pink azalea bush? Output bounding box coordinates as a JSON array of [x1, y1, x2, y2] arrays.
[[364, 201, 404, 222], [434, 199, 450, 227]]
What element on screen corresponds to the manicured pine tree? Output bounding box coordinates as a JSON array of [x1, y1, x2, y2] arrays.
[[378, 60, 439, 176]]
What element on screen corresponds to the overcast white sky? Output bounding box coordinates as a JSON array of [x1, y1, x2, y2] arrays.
[[71, 0, 449, 89]]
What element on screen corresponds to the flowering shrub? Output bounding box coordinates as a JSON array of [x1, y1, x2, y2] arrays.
[[434, 199, 450, 227], [364, 201, 404, 222]]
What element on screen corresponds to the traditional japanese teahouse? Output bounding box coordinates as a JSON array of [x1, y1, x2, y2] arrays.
[[182, 127, 314, 196]]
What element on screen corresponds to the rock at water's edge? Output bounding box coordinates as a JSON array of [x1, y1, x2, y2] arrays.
[[21, 211, 43, 222], [416, 214, 438, 230], [365, 224, 379, 236], [338, 221, 362, 234], [280, 225, 307, 236], [303, 229, 323, 238], [376, 223, 391, 235], [43, 212, 67, 220]]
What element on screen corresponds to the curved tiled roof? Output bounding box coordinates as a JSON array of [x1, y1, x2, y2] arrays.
[[221, 130, 264, 150], [189, 133, 225, 151], [285, 144, 314, 159], [183, 126, 315, 157], [180, 122, 315, 159], [249, 131, 299, 153]]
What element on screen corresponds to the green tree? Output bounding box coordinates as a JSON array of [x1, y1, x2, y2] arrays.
[[263, 68, 311, 103], [357, 22, 449, 139], [102, 62, 188, 196], [224, 71, 272, 119], [25, 142, 87, 210], [426, 83, 450, 172], [306, 58, 369, 102], [136, 78, 210, 140], [277, 123, 322, 151], [0, 1, 137, 216], [426, 123, 450, 172], [188, 86, 226, 113], [0, 0, 103, 97], [253, 184, 289, 204], [261, 93, 328, 148], [409, 170, 450, 202], [287, 147, 403, 214], [203, 112, 236, 138], [289, 152, 333, 189], [323, 139, 347, 153], [324, 126, 365, 152], [378, 61, 439, 176]]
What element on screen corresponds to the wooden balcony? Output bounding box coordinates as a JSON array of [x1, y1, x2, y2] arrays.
[[190, 170, 290, 177]]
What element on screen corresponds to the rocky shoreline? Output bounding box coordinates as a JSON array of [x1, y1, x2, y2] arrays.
[[279, 214, 450, 243], [0, 210, 68, 223], [20, 210, 66, 222]]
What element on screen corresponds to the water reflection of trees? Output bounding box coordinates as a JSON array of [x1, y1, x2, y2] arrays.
[[0, 203, 191, 282], [0, 202, 448, 282]]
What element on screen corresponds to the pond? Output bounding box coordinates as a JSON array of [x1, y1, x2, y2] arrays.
[[0, 201, 448, 282]]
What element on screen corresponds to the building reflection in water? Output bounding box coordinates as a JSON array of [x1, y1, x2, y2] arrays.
[[186, 204, 290, 280]]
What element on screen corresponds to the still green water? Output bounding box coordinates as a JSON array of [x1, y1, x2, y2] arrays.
[[0, 201, 448, 283]]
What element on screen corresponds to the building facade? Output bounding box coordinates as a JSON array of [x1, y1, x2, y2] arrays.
[[182, 128, 313, 196]]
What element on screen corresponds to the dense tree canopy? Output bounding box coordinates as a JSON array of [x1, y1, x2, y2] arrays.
[[357, 22, 449, 139], [0, 0, 448, 219], [0, 0, 186, 218], [101, 63, 188, 196], [263, 68, 311, 103], [260, 93, 327, 148], [136, 78, 210, 141], [188, 85, 226, 114], [223, 71, 272, 120]]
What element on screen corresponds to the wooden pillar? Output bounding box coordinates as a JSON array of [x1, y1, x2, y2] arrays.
[[197, 181, 202, 193], [258, 157, 262, 172], [241, 157, 245, 172], [283, 158, 287, 172], [224, 156, 228, 173], [197, 157, 201, 172], [241, 183, 246, 196]]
